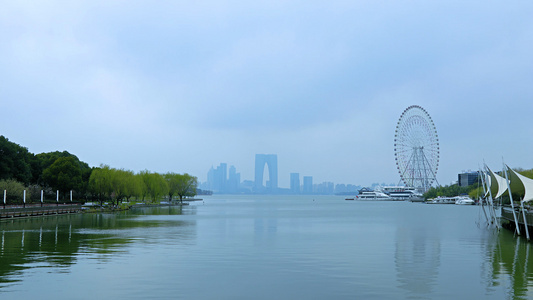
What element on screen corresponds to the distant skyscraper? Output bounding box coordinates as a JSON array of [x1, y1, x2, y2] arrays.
[[458, 171, 479, 187], [254, 154, 278, 192], [303, 176, 313, 194], [228, 165, 241, 193], [290, 173, 300, 194], [207, 163, 228, 193]]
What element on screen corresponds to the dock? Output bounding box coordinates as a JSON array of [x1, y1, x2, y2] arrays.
[[501, 206, 533, 236], [0, 204, 82, 219]]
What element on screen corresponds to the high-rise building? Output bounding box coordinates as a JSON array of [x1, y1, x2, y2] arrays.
[[207, 163, 228, 193], [228, 165, 241, 193], [254, 154, 278, 192], [290, 173, 300, 194], [458, 171, 479, 187], [206, 163, 243, 194], [303, 176, 313, 194], [315, 182, 334, 194]]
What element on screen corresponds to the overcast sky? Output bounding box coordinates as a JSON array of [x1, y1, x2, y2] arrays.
[[1, 1, 533, 188]]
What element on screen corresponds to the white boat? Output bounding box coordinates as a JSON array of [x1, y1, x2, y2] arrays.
[[426, 196, 456, 204], [379, 186, 423, 201], [455, 196, 475, 205], [427, 196, 476, 205], [354, 191, 392, 200]]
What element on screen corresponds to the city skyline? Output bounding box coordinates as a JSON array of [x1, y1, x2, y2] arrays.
[[202, 154, 379, 194]]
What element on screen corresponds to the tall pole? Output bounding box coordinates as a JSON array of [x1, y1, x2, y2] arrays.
[[485, 166, 498, 227], [56, 190, 59, 206], [478, 169, 490, 225], [70, 190, 72, 202], [41, 190, 44, 207], [521, 200, 530, 240], [23, 190, 26, 208], [503, 165, 520, 236], [3, 190, 5, 208]]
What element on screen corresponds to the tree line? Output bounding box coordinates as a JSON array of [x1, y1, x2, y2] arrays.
[[89, 166, 197, 206], [0, 135, 197, 205]]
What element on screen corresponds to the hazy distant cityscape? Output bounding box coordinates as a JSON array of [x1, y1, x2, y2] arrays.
[[199, 154, 392, 195]]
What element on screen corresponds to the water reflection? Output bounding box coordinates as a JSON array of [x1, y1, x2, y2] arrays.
[[395, 227, 440, 299], [0, 206, 196, 288], [486, 231, 533, 299]]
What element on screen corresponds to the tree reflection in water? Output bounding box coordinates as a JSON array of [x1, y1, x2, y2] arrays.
[[487, 230, 533, 300], [0, 206, 196, 288]]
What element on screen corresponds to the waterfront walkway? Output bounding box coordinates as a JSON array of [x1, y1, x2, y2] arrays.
[[0, 203, 82, 219]]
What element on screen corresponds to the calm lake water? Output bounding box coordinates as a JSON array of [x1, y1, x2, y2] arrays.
[[0, 195, 531, 299]]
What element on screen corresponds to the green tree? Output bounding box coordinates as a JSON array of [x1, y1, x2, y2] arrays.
[[88, 165, 113, 204], [108, 168, 140, 206], [123, 170, 142, 202], [41, 157, 83, 196], [138, 170, 151, 202], [0, 136, 34, 184], [174, 173, 198, 203], [0, 179, 28, 205], [165, 173, 180, 202], [140, 171, 168, 203], [35, 151, 92, 196]]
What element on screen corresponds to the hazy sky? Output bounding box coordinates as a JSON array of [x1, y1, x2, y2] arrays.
[[1, 1, 533, 188]]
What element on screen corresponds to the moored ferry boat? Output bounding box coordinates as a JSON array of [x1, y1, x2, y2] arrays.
[[454, 196, 475, 205], [426, 196, 456, 204], [355, 191, 393, 200], [380, 186, 423, 201]]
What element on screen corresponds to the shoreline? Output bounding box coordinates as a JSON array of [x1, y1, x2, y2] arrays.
[[0, 201, 191, 220]]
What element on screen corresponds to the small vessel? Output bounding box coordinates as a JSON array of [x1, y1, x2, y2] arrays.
[[426, 196, 456, 204], [455, 196, 475, 205], [426, 195, 476, 205]]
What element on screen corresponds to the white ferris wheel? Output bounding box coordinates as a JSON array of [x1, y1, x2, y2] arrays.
[[394, 105, 439, 192]]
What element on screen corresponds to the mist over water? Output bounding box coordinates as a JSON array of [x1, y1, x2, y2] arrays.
[[0, 195, 530, 299]]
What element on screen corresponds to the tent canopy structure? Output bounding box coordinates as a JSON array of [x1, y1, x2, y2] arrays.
[[486, 166, 509, 199], [506, 165, 533, 203]]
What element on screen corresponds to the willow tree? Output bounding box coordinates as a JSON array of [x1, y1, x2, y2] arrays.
[[140, 171, 168, 203], [165, 172, 180, 202], [110, 168, 137, 205], [124, 171, 143, 202], [174, 173, 198, 203], [88, 165, 113, 204]]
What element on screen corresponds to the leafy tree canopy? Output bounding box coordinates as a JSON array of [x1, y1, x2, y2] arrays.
[[41, 156, 83, 192], [0, 135, 34, 184], [174, 173, 198, 202]]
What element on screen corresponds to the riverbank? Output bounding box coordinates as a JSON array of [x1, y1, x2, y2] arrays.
[[0, 203, 82, 219], [0, 201, 191, 220]]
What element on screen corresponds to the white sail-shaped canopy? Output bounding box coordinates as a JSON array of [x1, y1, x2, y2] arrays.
[[486, 167, 509, 199], [506, 166, 533, 203]]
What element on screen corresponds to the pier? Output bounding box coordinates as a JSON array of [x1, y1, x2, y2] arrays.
[[0, 204, 82, 219], [501, 206, 533, 237]]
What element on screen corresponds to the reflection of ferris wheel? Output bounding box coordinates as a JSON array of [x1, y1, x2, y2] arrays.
[[394, 105, 439, 192]]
